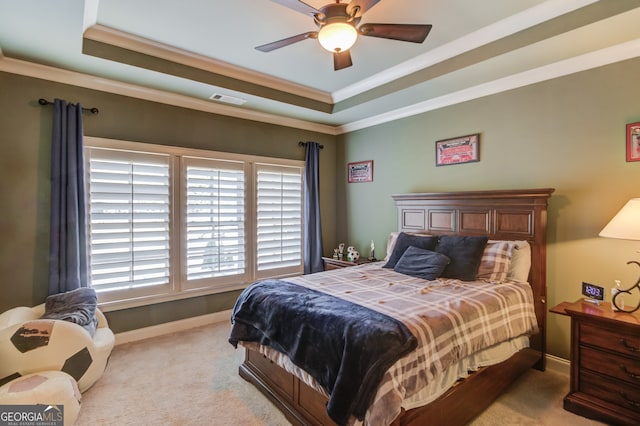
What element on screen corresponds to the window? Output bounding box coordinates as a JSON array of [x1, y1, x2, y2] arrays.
[[85, 138, 304, 308], [182, 157, 248, 290], [87, 150, 171, 299], [255, 164, 303, 279]]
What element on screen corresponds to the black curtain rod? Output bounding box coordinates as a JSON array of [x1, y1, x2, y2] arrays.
[[298, 141, 324, 149], [38, 98, 99, 115]]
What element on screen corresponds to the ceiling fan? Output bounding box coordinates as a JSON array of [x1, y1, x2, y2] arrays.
[[256, 0, 432, 71]]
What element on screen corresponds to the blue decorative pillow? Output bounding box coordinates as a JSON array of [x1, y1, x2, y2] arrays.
[[393, 246, 450, 280], [383, 233, 438, 268], [435, 235, 489, 281]]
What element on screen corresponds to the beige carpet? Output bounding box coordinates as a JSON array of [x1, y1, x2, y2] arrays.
[[77, 322, 604, 425]]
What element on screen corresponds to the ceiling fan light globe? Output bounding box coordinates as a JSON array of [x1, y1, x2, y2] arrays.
[[318, 23, 357, 53]]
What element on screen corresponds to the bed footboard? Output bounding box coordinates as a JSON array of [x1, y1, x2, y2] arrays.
[[239, 347, 333, 426]]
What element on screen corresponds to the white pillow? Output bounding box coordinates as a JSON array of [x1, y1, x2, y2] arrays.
[[384, 232, 400, 262], [506, 240, 531, 283]]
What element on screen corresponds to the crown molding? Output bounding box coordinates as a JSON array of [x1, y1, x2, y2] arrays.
[[84, 24, 333, 105], [3, 38, 639, 137], [0, 55, 339, 135], [332, 0, 598, 103], [336, 39, 640, 134]]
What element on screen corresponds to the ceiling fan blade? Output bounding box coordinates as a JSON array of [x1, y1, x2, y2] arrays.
[[347, 0, 382, 18], [359, 23, 432, 43], [268, 0, 319, 17], [334, 50, 352, 70], [255, 31, 318, 52]]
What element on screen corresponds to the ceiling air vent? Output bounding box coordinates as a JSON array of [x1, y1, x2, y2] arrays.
[[209, 93, 247, 105]]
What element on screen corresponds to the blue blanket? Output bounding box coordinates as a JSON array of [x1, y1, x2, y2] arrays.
[[40, 287, 98, 336], [229, 280, 417, 425]]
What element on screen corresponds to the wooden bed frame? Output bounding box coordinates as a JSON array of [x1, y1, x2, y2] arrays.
[[238, 188, 555, 426]]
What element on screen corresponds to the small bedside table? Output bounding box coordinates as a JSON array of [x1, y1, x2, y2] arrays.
[[321, 256, 374, 271], [551, 299, 640, 425]]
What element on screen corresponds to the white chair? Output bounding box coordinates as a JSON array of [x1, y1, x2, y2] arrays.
[[0, 303, 114, 392]]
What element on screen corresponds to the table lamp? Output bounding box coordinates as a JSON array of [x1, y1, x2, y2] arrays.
[[599, 198, 640, 313]]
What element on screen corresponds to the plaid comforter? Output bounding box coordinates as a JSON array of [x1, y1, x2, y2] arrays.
[[247, 262, 538, 425]]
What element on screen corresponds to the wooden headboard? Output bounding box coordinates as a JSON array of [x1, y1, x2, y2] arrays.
[[392, 188, 555, 369]]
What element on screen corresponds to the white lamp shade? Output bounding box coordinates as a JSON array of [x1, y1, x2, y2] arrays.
[[318, 22, 358, 53], [599, 198, 640, 240]]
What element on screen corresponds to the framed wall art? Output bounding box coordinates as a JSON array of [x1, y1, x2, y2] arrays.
[[626, 122, 640, 162], [347, 160, 373, 183], [435, 133, 480, 166]]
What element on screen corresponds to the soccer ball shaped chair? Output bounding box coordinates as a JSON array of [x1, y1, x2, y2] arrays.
[[0, 292, 115, 393], [0, 371, 82, 426]]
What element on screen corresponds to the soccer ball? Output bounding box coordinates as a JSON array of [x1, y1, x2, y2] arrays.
[[0, 371, 81, 426], [0, 319, 98, 391], [346, 246, 360, 262]]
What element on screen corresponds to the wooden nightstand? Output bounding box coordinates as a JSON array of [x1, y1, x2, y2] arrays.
[[321, 256, 374, 271], [551, 299, 640, 425]]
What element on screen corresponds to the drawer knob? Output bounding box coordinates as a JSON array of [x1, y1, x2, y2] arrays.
[[619, 391, 640, 408], [619, 338, 640, 353], [619, 364, 640, 381]]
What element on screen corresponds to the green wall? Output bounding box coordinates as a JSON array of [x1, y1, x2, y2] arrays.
[[338, 57, 640, 359], [0, 72, 337, 332], [2, 56, 639, 358]]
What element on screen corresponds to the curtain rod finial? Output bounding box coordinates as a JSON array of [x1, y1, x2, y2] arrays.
[[299, 141, 324, 149], [37, 98, 99, 114]]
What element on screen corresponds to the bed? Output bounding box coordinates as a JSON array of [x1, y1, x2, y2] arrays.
[[229, 188, 554, 426]]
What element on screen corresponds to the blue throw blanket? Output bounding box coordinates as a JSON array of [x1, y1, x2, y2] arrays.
[[40, 287, 98, 336], [229, 280, 417, 425]]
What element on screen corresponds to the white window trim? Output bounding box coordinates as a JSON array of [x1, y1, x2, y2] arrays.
[[85, 136, 304, 312]]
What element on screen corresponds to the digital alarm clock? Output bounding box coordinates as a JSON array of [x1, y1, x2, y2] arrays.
[[582, 281, 605, 304]]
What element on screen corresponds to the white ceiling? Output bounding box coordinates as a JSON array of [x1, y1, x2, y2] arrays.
[[1, 0, 640, 134]]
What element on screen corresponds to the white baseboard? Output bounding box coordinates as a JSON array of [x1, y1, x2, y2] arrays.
[[114, 309, 232, 345], [545, 353, 570, 375]]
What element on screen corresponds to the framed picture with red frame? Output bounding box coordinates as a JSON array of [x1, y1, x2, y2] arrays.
[[435, 133, 480, 166], [347, 160, 373, 183], [626, 122, 640, 162]]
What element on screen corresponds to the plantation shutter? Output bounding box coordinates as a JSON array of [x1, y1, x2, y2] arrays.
[[85, 137, 305, 307], [87, 148, 171, 298], [183, 157, 247, 288], [256, 164, 303, 276]]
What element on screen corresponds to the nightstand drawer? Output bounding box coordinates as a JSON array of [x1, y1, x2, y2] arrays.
[[580, 346, 640, 386], [553, 300, 640, 424], [580, 370, 640, 421], [580, 322, 640, 359]]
